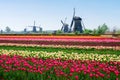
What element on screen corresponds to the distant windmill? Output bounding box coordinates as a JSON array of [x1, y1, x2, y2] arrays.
[[24, 28, 27, 32], [38, 25, 42, 32], [69, 8, 85, 33], [28, 21, 42, 33], [28, 21, 37, 32], [61, 18, 69, 33]]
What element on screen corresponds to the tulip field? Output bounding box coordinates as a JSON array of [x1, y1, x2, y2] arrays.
[[0, 35, 120, 80]]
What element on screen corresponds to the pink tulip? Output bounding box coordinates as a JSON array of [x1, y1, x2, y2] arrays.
[[75, 75, 79, 80]]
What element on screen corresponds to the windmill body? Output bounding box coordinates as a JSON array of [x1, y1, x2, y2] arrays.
[[63, 24, 69, 33], [38, 27, 42, 32], [24, 28, 27, 32], [73, 16, 83, 33]]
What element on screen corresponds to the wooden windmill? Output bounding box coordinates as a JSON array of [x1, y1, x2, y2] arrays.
[[28, 21, 42, 33], [69, 8, 85, 33], [61, 18, 69, 33]]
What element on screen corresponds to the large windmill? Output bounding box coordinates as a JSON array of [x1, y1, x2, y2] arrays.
[[69, 8, 85, 33], [61, 18, 69, 33]]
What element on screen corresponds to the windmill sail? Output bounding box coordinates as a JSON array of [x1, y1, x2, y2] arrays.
[[61, 20, 64, 31], [81, 20, 86, 30], [61, 19, 69, 33], [70, 20, 73, 32], [70, 8, 75, 32]]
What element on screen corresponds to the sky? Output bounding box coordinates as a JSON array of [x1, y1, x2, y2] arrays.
[[0, 0, 120, 31]]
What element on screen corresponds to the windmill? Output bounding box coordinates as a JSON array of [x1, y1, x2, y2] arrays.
[[69, 8, 85, 33], [24, 28, 27, 32], [28, 21, 42, 33], [61, 18, 69, 33], [38, 25, 42, 32], [28, 21, 37, 32]]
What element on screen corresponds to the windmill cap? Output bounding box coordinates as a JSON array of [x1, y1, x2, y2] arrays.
[[73, 16, 82, 20]]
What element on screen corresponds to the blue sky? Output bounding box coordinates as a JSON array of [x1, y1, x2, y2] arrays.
[[0, 0, 120, 31]]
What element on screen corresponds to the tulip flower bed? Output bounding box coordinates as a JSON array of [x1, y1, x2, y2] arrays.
[[0, 43, 120, 50], [0, 55, 120, 80], [0, 49, 120, 62], [0, 39, 120, 46], [0, 35, 120, 80], [0, 36, 120, 47]]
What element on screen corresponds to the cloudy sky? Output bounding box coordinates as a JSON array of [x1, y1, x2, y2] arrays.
[[0, 0, 120, 31]]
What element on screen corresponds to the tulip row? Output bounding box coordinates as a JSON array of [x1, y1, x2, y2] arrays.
[[0, 39, 120, 46], [0, 37, 120, 42], [0, 55, 120, 80], [0, 43, 120, 50], [0, 35, 120, 42], [0, 45, 120, 55], [0, 49, 120, 62], [0, 35, 120, 47]]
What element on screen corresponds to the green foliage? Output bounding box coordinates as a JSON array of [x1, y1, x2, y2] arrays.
[[83, 29, 93, 34], [75, 31, 80, 35], [93, 23, 109, 35], [100, 23, 108, 34], [56, 30, 63, 34], [116, 29, 120, 34]]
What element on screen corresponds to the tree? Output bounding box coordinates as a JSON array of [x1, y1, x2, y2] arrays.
[[5, 26, 11, 33], [56, 30, 63, 34], [97, 26, 102, 34], [96, 23, 109, 34], [116, 29, 120, 34], [0, 30, 3, 34], [93, 29, 97, 34], [100, 23, 108, 34]]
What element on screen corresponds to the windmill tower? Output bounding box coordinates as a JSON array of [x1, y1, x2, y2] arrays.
[[69, 8, 84, 33], [61, 18, 69, 33]]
